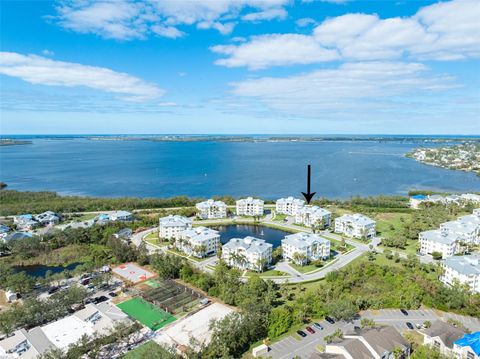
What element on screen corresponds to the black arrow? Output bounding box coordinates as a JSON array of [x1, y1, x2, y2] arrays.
[[301, 164, 316, 204]]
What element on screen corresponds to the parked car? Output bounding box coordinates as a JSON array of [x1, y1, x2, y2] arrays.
[[406, 322, 414, 330], [313, 323, 323, 330], [325, 316, 335, 324], [93, 296, 108, 304], [47, 287, 59, 295], [84, 298, 94, 304], [297, 330, 307, 338], [354, 326, 361, 331], [108, 291, 117, 297], [305, 326, 315, 334], [400, 309, 409, 316], [80, 278, 91, 286]]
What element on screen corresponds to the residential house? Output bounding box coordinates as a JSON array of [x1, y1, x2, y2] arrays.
[[222, 236, 273, 272], [461, 194, 480, 204], [4, 231, 33, 242], [323, 326, 410, 359], [0, 225, 10, 240], [113, 228, 133, 241], [441, 255, 480, 293], [0, 327, 54, 359], [334, 214, 376, 239], [176, 226, 220, 258], [13, 214, 38, 231], [419, 230, 460, 258], [282, 232, 330, 265], [275, 197, 305, 216], [94, 213, 111, 224], [34, 211, 61, 226], [236, 197, 264, 217], [295, 205, 331, 229], [421, 320, 465, 357], [196, 199, 227, 219], [159, 215, 192, 240], [109, 211, 134, 222], [453, 332, 480, 359]]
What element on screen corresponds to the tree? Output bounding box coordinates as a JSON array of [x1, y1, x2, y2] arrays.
[[431, 251, 443, 260], [268, 307, 293, 338], [292, 252, 307, 266], [360, 318, 376, 329], [326, 299, 357, 321]]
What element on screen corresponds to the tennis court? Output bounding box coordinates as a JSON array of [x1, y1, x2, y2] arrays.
[[117, 297, 176, 330], [113, 263, 156, 284]]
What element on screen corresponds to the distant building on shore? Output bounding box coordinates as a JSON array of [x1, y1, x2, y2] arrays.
[[159, 215, 192, 240], [276, 197, 305, 216], [222, 236, 272, 272], [419, 230, 460, 258], [236, 197, 264, 216], [196, 199, 227, 219], [334, 214, 376, 239]]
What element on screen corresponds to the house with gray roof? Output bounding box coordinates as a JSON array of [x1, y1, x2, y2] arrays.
[[222, 236, 272, 272], [159, 215, 192, 240], [441, 254, 480, 293], [34, 211, 61, 226], [295, 205, 331, 229], [323, 326, 410, 359], [0, 327, 54, 359], [334, 214, 376, 239], [419, 229, 460, 258], [421, 320, 465, 356], [109, 211, 133, 222], [282, 232, 330, 265]]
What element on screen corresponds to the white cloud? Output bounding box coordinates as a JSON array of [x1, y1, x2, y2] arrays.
[[53, 0, 290, 40], [212, 34, 338, 69], [295, 17, 316, 27], [158, 101, 177, 107], [0, 52, 164, 101], [242, 8, 287, 21], [230, 62, 457, 115], [213, 0, 480, 68], [42, 49, 55, 56]]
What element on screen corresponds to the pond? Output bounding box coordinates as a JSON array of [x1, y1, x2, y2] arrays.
[[211, 224, 292, 248], [13, 262, 82, 278]]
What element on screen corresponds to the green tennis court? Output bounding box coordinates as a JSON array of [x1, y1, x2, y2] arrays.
[[117, 297, 176, 330], [145, 279, 160, 288]]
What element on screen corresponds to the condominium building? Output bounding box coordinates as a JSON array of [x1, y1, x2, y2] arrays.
[[282, 232, 330, 265], [419, 229, 460, 258], [421, 321, 465, 357], [295, 205, 331, 229], [441, 255, 480, 293], [461, 193, 480, 204], [196, 199, 227, 219], [275, 197, 305, 216], [440, 216, 480, 244], [176, 226, 220, 258], [334, 214, 376, 239], [222, 236, 273, 272], [159, 215, 192, 240], [236, 197, 264, 216]]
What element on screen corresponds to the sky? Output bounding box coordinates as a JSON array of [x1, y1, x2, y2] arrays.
[[0, 0, 479, 135]]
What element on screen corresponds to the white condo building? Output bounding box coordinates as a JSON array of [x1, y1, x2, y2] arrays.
[[196, 199, 227, 219], [222, 236, 272, 272], [419, 230, 460, 258], [441, 255, 480, 293], [159, 215, 192, 240], [236, 197, 264, 216], [439, 212, 480, 244], [295, 205, 331, 229], [282, 232, 330, 265], [334, 213, 376, 239], [176, 226, 220, 258], [276, 197, 305, 216]]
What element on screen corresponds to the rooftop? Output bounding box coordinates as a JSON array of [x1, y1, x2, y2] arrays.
[[454, 331, 480, 356], [223, 236, 272, 254], [420, 229, 460, 245], [159, 215, 192, 227], [443, 255, 480, 276], [423, 321, 465, 349], [336, 213, 375, 226], [282, 232, 329, 249]]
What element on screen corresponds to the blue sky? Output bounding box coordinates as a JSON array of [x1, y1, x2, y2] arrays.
[[0, 0, 479, 135]]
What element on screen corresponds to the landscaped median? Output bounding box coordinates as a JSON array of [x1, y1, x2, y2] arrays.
[[287, 257, 339, 275]]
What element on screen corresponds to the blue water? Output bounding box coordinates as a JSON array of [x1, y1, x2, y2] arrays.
[[0, 138, 479, 198], [13, 262, 81, 277], [213, 224, 290, 248]]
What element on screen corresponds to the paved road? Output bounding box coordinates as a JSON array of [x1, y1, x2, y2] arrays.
[[268, 309, 480, 359]]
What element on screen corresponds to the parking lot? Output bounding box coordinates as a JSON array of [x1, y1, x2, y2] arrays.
[[267, 309, 480, 359]]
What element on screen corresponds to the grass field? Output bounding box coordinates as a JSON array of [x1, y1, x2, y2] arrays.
[[117, 297, 176, 331], [122, 341, 173, 358]]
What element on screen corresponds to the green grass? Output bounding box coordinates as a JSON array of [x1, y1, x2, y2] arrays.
[[288, 262, 322, 274], [117, 297, 176, 331], [244, 269, 289, 277], [122, 341, 172, 358], [73, 213, 97, 221], [273, 213, 287, 221]]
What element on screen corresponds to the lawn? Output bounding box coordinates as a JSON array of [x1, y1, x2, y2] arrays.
[[244, 269, 289, 277], [122, 341, 172, 358], [117, 297, 176, 331], [375, 212, 419, 255]]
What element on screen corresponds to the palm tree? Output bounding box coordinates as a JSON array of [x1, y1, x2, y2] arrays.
[[292, 252, 307, 266]]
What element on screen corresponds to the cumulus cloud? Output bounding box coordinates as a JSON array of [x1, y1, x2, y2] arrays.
[[0, 52, 164, 101], [230, 62, 457, 115], [53, 0, 290, 40], [211, 34, 338, 69], [213, 0, 480, 68]]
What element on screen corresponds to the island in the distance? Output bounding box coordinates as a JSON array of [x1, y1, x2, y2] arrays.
[[407, 142, 480, 176]]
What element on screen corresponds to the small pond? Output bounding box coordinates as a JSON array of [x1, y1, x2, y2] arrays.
[[13, 262, 82, 277], [211, 224, 292, 248]]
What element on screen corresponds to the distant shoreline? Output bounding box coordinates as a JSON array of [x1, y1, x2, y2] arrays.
[[2, 134, 479, 144]]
